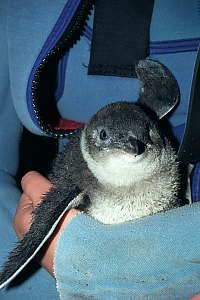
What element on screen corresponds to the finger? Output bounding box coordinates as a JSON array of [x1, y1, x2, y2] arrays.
[[189, 294, 200, 300], [15, 192, 33, 212], [21, 171, 52, 208], [14, 171, 52, 239], [13, 193, 34, 239]]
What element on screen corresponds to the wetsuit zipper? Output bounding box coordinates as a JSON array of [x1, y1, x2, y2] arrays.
[[30, 0, 199, 140], [30, 0, 94, 139]]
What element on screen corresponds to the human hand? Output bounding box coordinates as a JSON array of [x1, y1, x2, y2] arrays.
[[189, 294, 200, 299], [13, 171, 200, 299], [13, 171, 79, 276]]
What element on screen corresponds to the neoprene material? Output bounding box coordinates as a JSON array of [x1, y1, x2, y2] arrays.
[[55, 205, 200, 299], [0, 1, 200, 299], [88, 0, 155, 77]]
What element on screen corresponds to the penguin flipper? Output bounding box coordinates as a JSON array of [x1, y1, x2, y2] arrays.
[[0, 185, 82, 289]]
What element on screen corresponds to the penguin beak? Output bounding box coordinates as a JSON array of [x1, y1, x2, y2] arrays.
[[110, 137, 147, 156], [122, 137, 146, 156]]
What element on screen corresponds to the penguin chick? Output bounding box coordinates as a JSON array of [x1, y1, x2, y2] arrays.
[[0, 58, 180, 289], [81, 102, 180, 224]]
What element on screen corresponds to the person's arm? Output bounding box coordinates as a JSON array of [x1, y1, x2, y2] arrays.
[[13, 171, 200, 300], [0, 2, 61, 298], [0, 0, 22, 215], [13, 171, 79, 276], [190, 295, 200, 300]]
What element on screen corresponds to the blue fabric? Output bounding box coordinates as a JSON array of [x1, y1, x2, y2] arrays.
[[173, 124, 185, 144], [6, 0, 199, 135], [192, 163, 200, 202], [0, 1, 62, 298], [0, 0, 200, 299], [0, 174, 59, 299], [58, 48, 197, 128], [151, 0, 200, 41], [57, 2, 199, 128], [27, 0, 83, 129], [54, 205, 200, 299], [7, 0, 68, 135]]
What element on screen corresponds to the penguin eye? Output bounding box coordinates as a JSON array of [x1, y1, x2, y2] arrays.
[[99, 129, 108, 140]]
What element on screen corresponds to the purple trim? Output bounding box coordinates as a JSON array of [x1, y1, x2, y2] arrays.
[[172, 124, 185, 145], [55, 52, 69, 102], [26, 0, 82, 127], [83, 27, 200, 54], [150, 37, 200, 55], [83, 24, 92, 41], [192, 163, 200, 203]]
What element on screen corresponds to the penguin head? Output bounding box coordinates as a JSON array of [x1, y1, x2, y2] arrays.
[[80, 59, 179, 186], [82, 102, 162, 156]]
